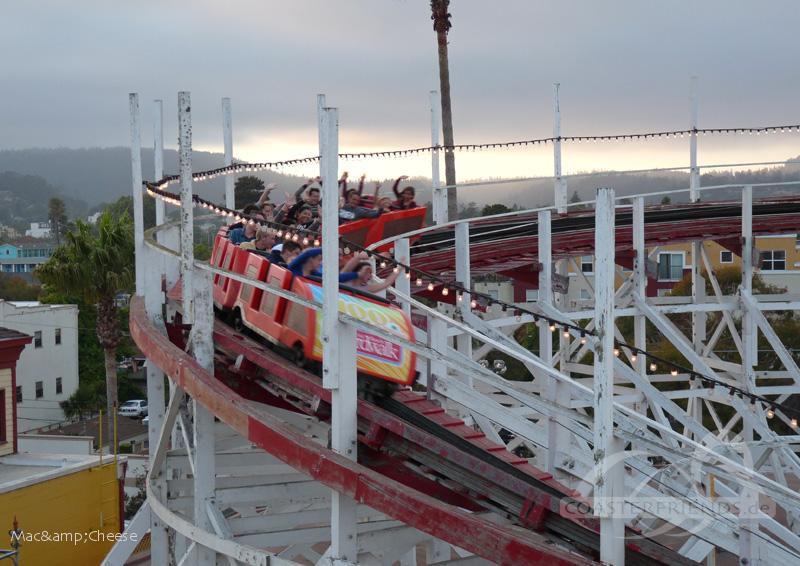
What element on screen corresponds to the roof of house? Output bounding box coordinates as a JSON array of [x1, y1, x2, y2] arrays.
[[0, 327, 30, 342]]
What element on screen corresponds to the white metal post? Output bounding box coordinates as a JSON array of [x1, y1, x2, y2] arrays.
[[395, 238, 411, 316], [178, 91, 195, 324], [689, 76, 700, 202], [320, 106, 359, 563], [222, 97, 234, 210], [739, 184, 756, 564], [553, 83, 567, 213], [430, 90, 447, 225], [142, 175, 169, 564], [154, 99, 165, 227], [129, 93, 145, 295], [454, 222, 472, 363], [317, 94, 326, 179], [191, 269, 216, 566], [539, 211, 557, 473], [593, 188, 625, 565], [632, 198, 647, 412]]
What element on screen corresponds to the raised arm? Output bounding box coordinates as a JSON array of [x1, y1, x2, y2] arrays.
[[294, 177, 318, 200], [257, 182, 277, 206], [357, 174, 365, 196], [372, 182, 382, 209], [341, 251, 368, 273], [339, 172, 349, 198], [365, 268, 401, 294], [392, 175, 408, 199]]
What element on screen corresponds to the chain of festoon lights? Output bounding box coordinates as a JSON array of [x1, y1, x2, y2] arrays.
[[146, 123, 800, 189], [144, 141, 800, 429]]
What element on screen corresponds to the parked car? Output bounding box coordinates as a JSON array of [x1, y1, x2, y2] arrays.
[[118, 399, 148, 418]]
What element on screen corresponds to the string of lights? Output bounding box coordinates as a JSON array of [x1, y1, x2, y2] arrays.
[[144, 182, 800, 426], [144, 122, 800, 190]]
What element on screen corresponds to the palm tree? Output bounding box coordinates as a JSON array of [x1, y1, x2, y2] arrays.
[[37, 211, 134, 419], [431, 0, 458, 220], [48, 197, 68, 245]]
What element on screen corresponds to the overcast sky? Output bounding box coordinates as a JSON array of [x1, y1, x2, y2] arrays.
[[3, 0, 800, 180]]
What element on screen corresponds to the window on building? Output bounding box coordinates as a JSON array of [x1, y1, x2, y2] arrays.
[[0, 389, 5, 443], [16, 386, 22, 403], [35, 381, 43, 399], [580, 289, 591, 300], [525, 289, 539, 302], [487, 289, 499, 300], [658, 252, 684, 281], [720, 251, 733, 264], [761, 250, 786, 271], [55, 328, 61, 345], [580, 255, 593, 274], [56, 377, 63, 395], [34, 331, 42, 348]]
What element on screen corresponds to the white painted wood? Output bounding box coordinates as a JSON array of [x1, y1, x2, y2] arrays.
[[191, 268, 217, 564], [178, 91, 195, 323], [153, 99, 165, 227], [430, 90, 447, 224], [395, 238, 411, 316], [222, 97, 235, 210], [593, 188, 624, 564], [129, 93, 145, 294], [553, 83, 567, 213], [454, 222, 472, 363]]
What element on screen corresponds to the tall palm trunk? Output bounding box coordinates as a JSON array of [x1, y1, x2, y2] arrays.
[[431, 0, 458, 221], [96, 298, 120, 418]]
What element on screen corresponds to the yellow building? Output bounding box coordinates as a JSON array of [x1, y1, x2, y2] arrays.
[[0, 455, 123, 565], [0, 328, 124, 566]]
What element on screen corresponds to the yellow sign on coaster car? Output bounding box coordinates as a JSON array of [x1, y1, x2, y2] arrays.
[[307, 284, 416, 385]]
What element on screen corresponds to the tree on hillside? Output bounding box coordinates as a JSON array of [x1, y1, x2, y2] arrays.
[[102, 195, 155, 229], [235, 176, 265, 209], [482, 203, 511, 216], [431, 0, 458, 220], [48, 198, 68, 244], [0, 274, 41, 301], [37, 212, 134, 421]]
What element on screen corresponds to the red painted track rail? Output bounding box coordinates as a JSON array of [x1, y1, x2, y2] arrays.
[[131, 297, 597, 565], [407, 198, 800, 284]]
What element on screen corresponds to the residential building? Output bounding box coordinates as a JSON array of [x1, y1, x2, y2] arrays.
[[510, 233, 800, 307], [0, 238, 57, 281], [0, 225, 20, 240], [0, 301, 79, 431], [24, 221, 51, 238], [0, 328, 31, 456]]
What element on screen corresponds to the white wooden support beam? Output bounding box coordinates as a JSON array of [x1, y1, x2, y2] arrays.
[[632, 198, 647, 411], [553, 83, 567, 213], [319, 105, 358, 563], [143, 245, 169, 563], [102, 501, 151, 566], [206, 502, 238, 566], [129, 93, 145, 294], [317, 94, 326, 178], [689, 76, 700, 201], [742, 185, 756, 363], [593, 188, 625, 565], [222, 97, 235, 210], [538, 210, 561, 473], [150, 383, 186, 479], [154, 99, 165, 227], [178, 91, 195, 323], [394, 238, 411, 316], [190, 268, 217, 565], [454, 222, 472, 363], [430, 90, 447, 224]]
